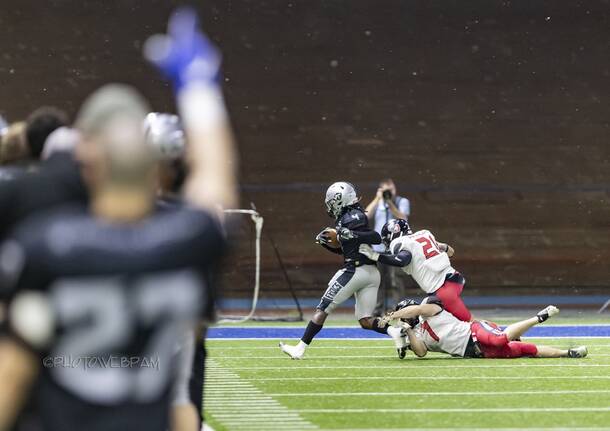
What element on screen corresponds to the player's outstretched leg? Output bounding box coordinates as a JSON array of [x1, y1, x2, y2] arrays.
[[355, 272, 408, 359], [535, 345, 588, 358], [358, 316, 408, 359], [503, 305, 559, 341], [279, 310, 327, 360]]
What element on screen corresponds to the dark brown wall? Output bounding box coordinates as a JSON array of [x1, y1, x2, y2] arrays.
[[1, 1, 609, 295]]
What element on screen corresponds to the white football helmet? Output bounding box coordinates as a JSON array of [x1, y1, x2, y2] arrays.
[[143, 112, 185, 160], [325, 181, 359, 218]]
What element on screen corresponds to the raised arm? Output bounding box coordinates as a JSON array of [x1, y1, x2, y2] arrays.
[[144, 7, 238, 213], [364, 188, 383, 216]]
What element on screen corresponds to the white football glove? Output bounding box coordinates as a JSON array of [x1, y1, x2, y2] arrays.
[[377, 312, 394, 327], [338, 227, 355, 241], [315, 228, 333, 246], [358, 244, 380, 261]]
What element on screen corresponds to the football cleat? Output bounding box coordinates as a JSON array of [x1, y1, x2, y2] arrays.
[[387, 326, 408, 359], [279, 341, 304, 360], [397, 345, 408, 360], [568, 346, 588, 358], [536, 305, 559, 323]]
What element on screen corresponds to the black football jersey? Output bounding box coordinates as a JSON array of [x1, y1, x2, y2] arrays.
[[0, 153, 87, 241], [0, 204, 224, 431], [335, 205, 377, 266]]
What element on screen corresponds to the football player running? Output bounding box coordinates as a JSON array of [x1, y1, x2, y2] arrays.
[[279, 182, 407, 359], [359, 218, 473, 322], [384, 297, 587, 359]]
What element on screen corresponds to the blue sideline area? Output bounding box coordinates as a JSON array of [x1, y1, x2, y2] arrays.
[[208, 325, 610, 339]]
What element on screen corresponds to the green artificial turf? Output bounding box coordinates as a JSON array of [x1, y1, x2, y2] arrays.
[[203, 335, 610, 430]]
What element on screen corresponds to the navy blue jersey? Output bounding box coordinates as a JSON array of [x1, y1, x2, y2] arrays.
[[0, 204, 224, 431], [0, 153, 87, 241], [335, 205, 381, 266]]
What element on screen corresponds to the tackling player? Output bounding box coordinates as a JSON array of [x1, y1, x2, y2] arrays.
[[0, 8, 236, 431], [280, 182, 407, 359], [359, 218, 472, 322], [384, 297, 587, 359]]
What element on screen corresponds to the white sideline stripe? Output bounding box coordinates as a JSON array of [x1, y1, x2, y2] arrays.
[[208, 336, 609, 340], [209, 341, 610, 349], [267, 389, 610, 397], [243, 375, 610, 381], [206, 404, 288, 407], [296, 407, 610, 413], [204, 359, 318, 430], [213, 364, 610, 370], [213, 324, 610, 328]]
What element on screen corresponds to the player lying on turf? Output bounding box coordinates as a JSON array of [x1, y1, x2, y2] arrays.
[[359, 218, 472, 322], [279, 182, 407, 359], [382, 297, 588, 359]]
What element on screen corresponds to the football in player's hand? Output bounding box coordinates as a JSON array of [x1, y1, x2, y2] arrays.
[[317, 228, 341, 249]]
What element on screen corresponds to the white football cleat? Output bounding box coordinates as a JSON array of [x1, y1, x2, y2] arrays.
[[279, 341, 305, 360], [536, 305, 559, 323], [387, 326, 408, 359], [568, 346, 588, 358]]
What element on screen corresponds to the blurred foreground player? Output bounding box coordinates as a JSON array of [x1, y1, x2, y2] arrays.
[[143, 112, 213, 431], [0, 8, 236, 431], [359, 218, 472, 322], [385, 298, 587, 359], [280, 182, 407, 359]]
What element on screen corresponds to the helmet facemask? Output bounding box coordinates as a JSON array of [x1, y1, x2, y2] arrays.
[[381, 219, 411, 248], [324, 182, 358, 219]]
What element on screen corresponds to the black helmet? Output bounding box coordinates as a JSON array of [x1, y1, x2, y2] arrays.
[[381, 218, 412, 247], [395, 298, 420, 328]]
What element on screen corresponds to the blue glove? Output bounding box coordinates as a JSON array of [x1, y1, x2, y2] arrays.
[[143, 7, 220, 90]]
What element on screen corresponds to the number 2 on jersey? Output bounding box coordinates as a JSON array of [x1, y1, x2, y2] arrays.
[[415, 235, 440, 259]]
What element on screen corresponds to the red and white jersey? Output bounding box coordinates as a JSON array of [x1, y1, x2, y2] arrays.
[[389, 229, 455, 293], [415, 298, 471, 356]]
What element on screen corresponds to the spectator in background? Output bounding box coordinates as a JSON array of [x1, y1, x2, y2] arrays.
[[0, 122, 29, 166], [25, 106, 68, 160], [365, 178, 411, 315]]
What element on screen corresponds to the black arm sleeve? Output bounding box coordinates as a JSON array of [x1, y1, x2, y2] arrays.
[[377, 250, 412, 267], [353, 230, 382, 245], [320, 243, 342, 255]]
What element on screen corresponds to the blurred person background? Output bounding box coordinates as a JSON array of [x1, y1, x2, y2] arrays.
[[365, 178, 411, 314]]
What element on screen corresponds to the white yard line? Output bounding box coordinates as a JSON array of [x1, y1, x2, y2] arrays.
[[296, 407, 610, 413], [318, 428, 610, 431], [204, 359, 318, 430], [216, 354, 610, 361], [212, 364, 610, 370], [243, 375, 610, 381], [266, 389, 610, 397]]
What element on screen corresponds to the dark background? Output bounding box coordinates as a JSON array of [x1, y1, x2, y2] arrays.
[[1, 1, 609, 300]]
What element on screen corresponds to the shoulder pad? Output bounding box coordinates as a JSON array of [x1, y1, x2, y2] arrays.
[[390, 238, 404, 255], [340, 209, 367, 229]]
